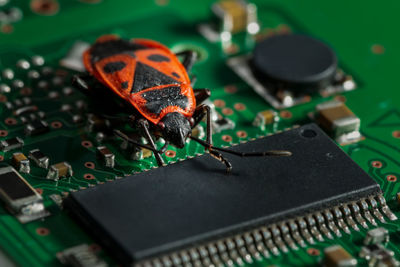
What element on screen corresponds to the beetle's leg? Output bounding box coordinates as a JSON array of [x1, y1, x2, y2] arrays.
[[192, 104, 212, 145], [138, 119, 165, 167], [194, 88, 211, 105], [175, 50, 197, 72], [191, 105, 235, 172], [158, 141, 169, 154], [209, 149, 232, 173], [114, 130, 158, 153]]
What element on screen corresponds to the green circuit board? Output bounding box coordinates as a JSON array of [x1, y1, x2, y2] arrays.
[[0, 0, 400, 266]]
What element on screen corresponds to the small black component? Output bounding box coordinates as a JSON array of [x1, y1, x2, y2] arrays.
[[24, 120, 49, 136], [28, 149, 49, 169], [0, 137, 24, 152], [65, 124, 380, 265], [251, 34, 337, 93], [96, 146, 115, 168], [0, 166, 49, 223]]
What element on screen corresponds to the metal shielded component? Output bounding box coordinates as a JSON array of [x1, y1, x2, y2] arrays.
[[0, 166, 49, 223], [324, 245, 357, 267], [12, 152, 30, 173], [29, 149, 49, 169], [0, 137, 24, 152], [47, 162, 73, 180], [364, 227, 390, 245], [57, 244, 108, 267], [96, 146, 115, 168], [316, 100, 362, 144]]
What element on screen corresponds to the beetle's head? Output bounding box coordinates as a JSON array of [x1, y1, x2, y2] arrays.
[[159, 112, 191, 149]]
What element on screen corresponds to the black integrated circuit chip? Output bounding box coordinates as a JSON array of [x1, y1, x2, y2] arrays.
[[65, 124, 390, 266]]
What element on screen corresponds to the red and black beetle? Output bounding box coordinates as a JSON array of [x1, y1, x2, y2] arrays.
[[73, 35, 290, 171]]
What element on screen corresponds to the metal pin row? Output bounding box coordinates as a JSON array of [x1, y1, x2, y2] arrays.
[[138, 194, 397, 267]]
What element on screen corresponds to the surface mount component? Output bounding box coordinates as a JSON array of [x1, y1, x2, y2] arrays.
[[199, 0, 259, 44], [11, 152, 30, 173], [0, 166, 49, 223], [316, 100, 362, 144], [324, 245, 357, 267], [28, 149, 49, 169], [64, 124, 391, 265], [227, 34, 356, 108], [253, 109, 277, 129], [47, 162, 73, 180], [57, 244, 108, 267], [359, 244, 400, 267], [0, 137, 24, 152], [96, 146, 115, 168], [24, 120, 49, 136], [364, 227, 390, 245]]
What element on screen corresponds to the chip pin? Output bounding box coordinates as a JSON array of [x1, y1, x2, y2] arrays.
[[201, 256, 212, 267], [243, 232, 261, 260], [255, 242, 270, 259], [297, 218, 315, 244], [247, 243, 261, 261], [211, 253, 224, 267], [359, 200, 377, 226], [323, 210, 342, 237], [313, 212, 333, 239], [180, 250, 191, 264], [333, 207, 351, 234], [341, 205, 360, 231], [278, 223, 298, 250], [233, 235, 245, 248], [170, 253, 181, 266], [368, 197, 386, 223], [287, 220, 306, 247], [238, 246, 252, 264], [269, 225, 288, 253], [151, 259, 162, 267], [259, 227, 279, 256], [221, 252, 234, 267], [350, 202, 369, 229], [376, 195, 398, 221], [305, 215, 324, 242]]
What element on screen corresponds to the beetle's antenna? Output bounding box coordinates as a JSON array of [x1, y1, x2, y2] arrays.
[[190, 136, 292, 157]]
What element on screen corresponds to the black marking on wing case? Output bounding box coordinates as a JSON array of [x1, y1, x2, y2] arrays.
[[131, 63, 178, 94], [171, 72, 181, 79], [147, 54, 171, 62], [141, 86, 188, 115], [103, 61, 126, 73], [91, 39, 145, 63]]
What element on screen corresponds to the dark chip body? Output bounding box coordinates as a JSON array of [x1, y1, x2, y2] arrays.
[[251, 34, 337, 93], [65, 124, 380, 265], [0, 137, 24, 152], [24, 120, 49, 136]]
